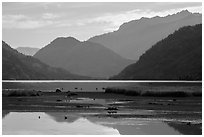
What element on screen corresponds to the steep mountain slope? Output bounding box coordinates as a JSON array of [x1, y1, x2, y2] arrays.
[[34, 37, 134, 78], [111, 24, 202, 80], [2, 41, 89, 80], [89, 10, 202, 60], [16, 47, 39, 56]]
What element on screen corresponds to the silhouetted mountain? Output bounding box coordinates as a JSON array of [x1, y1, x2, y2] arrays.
[[89, 10, 201, 60], [2, 41, 89, 80], [16, 47, 39, 56], [111, 24, 202, 80], [34, 37, 134, 78]]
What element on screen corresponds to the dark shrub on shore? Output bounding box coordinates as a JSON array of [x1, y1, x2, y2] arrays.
[[2, 90, 42, 97], [141, 91, 188, 97], [105, 88, 141, 96], [105, 88, 201, 97], [192, 92, 202, 97]]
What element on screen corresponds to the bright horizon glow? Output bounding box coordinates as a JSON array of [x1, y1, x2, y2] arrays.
[[2, 2, 202, 48]]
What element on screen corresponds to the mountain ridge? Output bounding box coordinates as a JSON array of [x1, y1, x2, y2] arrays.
[[89, 10, 202, 60], [34, 37, 134, 78], [111, 24, 202, 80], [3, 41, 90, 80]]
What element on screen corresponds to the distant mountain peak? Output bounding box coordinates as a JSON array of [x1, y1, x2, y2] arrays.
[[16, 47, 39, 56], [34, 37, 134, 78], [50, 36, 81, 47], [89, 10, 201, 60], [170, 9, 193, 18], [119, 10, 196, 30], [57, 36, 80, 41], [178, 9, 191, 14], [3, 41, 89, 80], [111, 24, 202, 80]]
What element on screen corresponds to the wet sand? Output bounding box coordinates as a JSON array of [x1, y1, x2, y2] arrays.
[[2, 91, 202, 135]]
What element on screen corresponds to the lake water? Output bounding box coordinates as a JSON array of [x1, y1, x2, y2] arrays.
[[2, 82, 202, 135], [2, 112, 181, 135], [3, 81, 201, 92], [3, 82, 130, 92]]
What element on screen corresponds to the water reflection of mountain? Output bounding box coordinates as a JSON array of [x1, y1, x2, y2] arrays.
[[3, 111, 196, 135], [2, 112, 120, 135], [44, 112, 121, 134], [107, 125, 142, 135], [87, 117, 182, 135], [2, 111, 10, 119], [167, 122, 202, 135], [87, 117, 145, 135], [44, 113, 183, 135], [46, 112, 79, 123], [110, 124, 179, 135]]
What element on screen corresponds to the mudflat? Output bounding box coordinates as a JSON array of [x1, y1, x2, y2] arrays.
[[2, 91, 202, 135]]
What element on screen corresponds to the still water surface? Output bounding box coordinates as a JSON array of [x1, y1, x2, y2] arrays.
[[3, 112, 181, 135]]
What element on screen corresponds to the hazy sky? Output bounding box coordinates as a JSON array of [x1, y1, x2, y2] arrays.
[[2, 2, 202, 48]]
